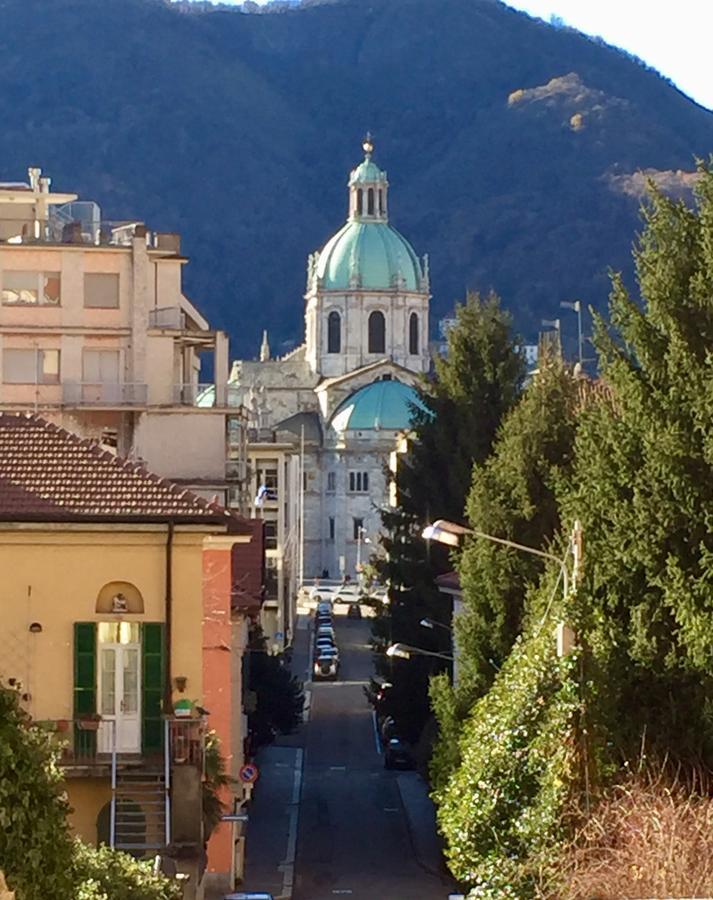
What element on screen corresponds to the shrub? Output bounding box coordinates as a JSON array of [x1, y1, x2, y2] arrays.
[[435, 627, 580, 898], [73, 842, 181, 900], [553, 766, 713, 899]]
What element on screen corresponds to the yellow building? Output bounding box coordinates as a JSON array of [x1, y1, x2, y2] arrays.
[[0, 412, 260, 896]]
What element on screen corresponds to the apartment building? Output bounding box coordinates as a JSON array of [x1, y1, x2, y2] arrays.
[[0, 167, 244, 506]]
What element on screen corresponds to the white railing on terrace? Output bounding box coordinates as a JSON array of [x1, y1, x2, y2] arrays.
[[148, 306, 187, 330], [63, 381, 148, 406], [173, 383, 246, 408]]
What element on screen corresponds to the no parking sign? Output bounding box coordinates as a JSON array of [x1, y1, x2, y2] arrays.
[[239, 762, 260, 784]]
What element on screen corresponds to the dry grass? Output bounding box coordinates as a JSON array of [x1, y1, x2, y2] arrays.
[[555, 766, 713, 899]]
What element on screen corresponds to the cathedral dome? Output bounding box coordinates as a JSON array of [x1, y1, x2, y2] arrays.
[[316, 221, 423, 291], [312, 137, 426, 293], [329, 379, 425, 433]]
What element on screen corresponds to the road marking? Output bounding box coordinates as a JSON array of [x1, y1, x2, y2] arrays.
[[372, 709, 382, 754], [332, 891, 353, 895], [384, 807, 399, 812], [279, 747, 303, 900], [329, 765, 346, 771]]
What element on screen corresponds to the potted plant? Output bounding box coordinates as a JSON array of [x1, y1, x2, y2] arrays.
[[173, 698, 194, 719], [77, 712, 102, 731]]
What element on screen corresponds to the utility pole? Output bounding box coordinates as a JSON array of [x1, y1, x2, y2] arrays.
[[560, 300, 583, 365]]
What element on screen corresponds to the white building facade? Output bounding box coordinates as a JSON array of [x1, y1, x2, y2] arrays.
[[231, 138, 431, 598]]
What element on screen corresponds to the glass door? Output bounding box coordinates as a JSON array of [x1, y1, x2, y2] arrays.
[[98, 623, 141, 754]]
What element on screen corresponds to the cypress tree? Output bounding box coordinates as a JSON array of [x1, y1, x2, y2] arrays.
[[375, 291, 524, 743]]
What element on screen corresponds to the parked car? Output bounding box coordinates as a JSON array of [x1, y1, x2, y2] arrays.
[[316, 601, 333, 615], [224, 893, 275, 900], [346, 602, 362, 619], [384, 736, 414, 770], [315, 637, 336, 653], [310, 585, 336, 602], [314, 651, 339, 679], [316, 625, 336, 640]]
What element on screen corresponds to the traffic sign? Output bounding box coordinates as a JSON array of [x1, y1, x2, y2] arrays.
[[238, 763, 259, 784]]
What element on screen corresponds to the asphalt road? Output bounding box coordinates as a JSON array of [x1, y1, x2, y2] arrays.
[[293, 614, 453, 900]]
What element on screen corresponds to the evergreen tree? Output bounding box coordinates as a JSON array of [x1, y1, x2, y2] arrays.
[[430, 358, 580, 789], [375, 292, 525, 743], [560, 163, 713, 762]]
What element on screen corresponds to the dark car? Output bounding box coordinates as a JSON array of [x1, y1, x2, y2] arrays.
[[346, 602, 362, 619], [384, 736, 414, 770]]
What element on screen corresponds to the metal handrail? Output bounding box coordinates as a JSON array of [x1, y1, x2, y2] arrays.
[[110, 720, 117, 848]]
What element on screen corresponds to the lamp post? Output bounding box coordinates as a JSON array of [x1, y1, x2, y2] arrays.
[[356, 526, 371, 582], [422, 519, 569, 600], [420, 617, 452, 634], [560, 299, 583, 364], [386, 642, 454, 662], [422, 519, 582, 657]]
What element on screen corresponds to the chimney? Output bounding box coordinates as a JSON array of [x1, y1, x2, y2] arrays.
[[39, 176, 51, 194], [28, 167, 41, 191]]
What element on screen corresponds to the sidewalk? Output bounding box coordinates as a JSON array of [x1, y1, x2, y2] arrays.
[[396, 771, 452, 882], [234, 610, 311, 899]]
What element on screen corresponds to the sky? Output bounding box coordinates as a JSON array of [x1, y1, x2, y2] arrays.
[[208, 0, 713, 111]]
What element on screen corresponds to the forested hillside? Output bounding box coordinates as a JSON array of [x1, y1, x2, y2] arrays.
[[1, 0, 712, 354]]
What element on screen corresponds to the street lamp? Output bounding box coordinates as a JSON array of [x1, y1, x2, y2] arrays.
[[560, 299, 583, 364], [420, 617, 452, 634], [386, 642, 454, 662], [422, 519, 569, 599], [356, 526, 371, 578]]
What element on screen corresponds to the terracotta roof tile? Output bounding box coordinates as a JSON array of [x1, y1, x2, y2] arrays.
[[0, 413, 251, 530]]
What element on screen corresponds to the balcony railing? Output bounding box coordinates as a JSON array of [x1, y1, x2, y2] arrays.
[[63, 381, 148, 406], [173, 383, 246, 408], [0, 211, 179, 251], [40, 716, 205, 769], [148, 306, 187, 330], [168, 717, 205, 769]]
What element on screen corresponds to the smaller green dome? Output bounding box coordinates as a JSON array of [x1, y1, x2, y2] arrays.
[[330, 379, 426, 433], [350, 158, 386, 185]]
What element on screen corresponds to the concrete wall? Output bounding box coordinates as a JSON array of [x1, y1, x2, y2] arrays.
[[134, 413, 227, 482]]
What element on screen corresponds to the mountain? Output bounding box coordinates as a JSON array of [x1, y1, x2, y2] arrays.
[[1, 0, 712, 357]]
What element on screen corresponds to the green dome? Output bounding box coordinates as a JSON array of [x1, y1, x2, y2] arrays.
[[316, 220, 423, 291], [350, 158, 386, 184], [329, 379, 426, 433]]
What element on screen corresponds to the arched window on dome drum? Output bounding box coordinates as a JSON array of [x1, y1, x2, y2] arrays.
[[409, 312, 419, 355], [357, 189, 363, 215], [368, 310, 386, 354], [378, 189, 384, 215], [327, 311, 341, 354], [367, 188, 375, 215]]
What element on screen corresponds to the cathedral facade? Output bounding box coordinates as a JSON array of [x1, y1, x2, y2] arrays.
[[230, 138, 431, 587]]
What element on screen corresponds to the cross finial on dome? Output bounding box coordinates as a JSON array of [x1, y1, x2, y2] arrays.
[[362, 131, 374, 158]]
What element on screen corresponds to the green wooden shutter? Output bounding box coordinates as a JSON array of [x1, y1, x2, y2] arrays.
[[142, 622, 165, 755], [73, 622, 97, 757]]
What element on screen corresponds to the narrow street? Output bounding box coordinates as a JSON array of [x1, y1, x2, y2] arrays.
[[241, 609, 455, 900]]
